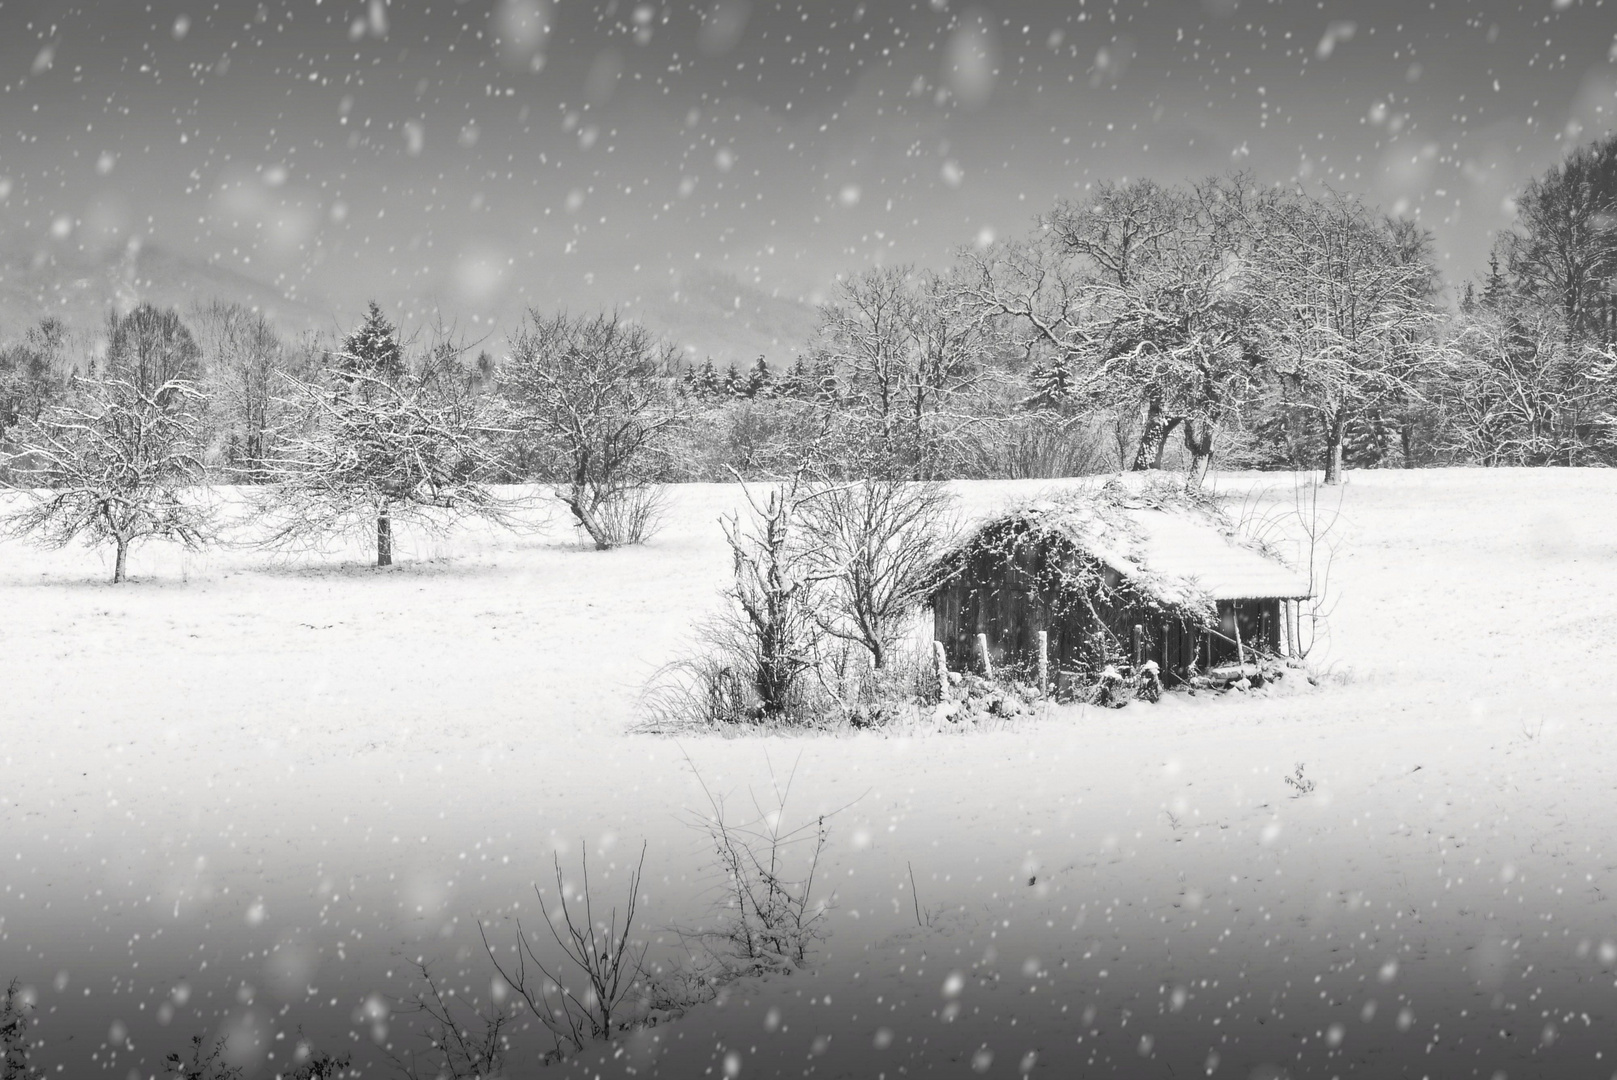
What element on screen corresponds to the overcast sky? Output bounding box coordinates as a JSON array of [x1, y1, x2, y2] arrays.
[[2, 0, 1616, 342]]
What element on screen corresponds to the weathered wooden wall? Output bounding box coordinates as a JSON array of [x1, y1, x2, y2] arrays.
[[932, 526, 1289, 683]]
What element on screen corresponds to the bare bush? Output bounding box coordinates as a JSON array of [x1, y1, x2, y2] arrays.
[[699, 469, 835, 723], [1234, 472, 1342, 661], [961, 411, 1113, 479], [2, 376, 213, 582], [679, 755, 835, 974], [1290, 473, 1343, 660], [163, 1036, 242, 1080], [2, 980, 41, 1080], [390, 962, 509, 1080], [480, 845, 651, 1062], [585, 479, 668, 548]]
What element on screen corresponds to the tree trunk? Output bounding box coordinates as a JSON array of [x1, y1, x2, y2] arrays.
[[1183, 419, 1215, 491], [1131, 395, 1167, 471], [377, 510, 393, 567], [1400, 422, 1416, 468], [113, 538, 129, 583], [567, 487, 613, 550], [1322, 412, 1345, 485], [1155, 417, 1182, 469]]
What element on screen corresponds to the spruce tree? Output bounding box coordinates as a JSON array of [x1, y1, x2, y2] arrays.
[[776, 357, 809, 399], [745, 355, 773, 398], [334, 300, 405, 382], [1025, 353, 1075, 410], [697, 359, 722, 398]]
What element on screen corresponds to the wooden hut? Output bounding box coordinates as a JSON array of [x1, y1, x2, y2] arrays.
[[930, 487, 1312, 685]]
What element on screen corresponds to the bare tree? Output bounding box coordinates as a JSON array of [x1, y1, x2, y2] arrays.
[[1435, 305, 1615, 465], [191, 300, 300, 479], [1496, 133, 1617, 346], [964, 176, 1273, 488], [0, 319, 69, 455], [257, 368, 508, 567], [814, 267, 990, 477], [502, 311, 678, 548], [799, 480, 955, 670], [254, 300, 508, 567], [2, 376, 212, 582], [1255, 189, 1444, 483], [103, 304, 203, 405]]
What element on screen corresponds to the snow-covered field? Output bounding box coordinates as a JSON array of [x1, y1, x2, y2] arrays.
[[4, 469, 1617, 1079]]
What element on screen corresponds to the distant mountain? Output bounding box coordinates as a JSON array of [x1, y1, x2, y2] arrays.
[[0, 232, 820, 368], [0, 233, 334, 342]]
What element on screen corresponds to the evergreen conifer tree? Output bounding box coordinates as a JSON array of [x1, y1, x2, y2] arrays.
[[1024, 353, 1075, 410], [334, 301, 405, 382], [776, 357, 809, 399], [697, 359, 722, 398], [745, 355, 773, 398]]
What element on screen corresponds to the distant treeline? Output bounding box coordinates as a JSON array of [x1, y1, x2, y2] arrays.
[[5, 132, 1617, 491]]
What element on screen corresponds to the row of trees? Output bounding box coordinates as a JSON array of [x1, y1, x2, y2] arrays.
[[4, 133, 1617, 579], [670, 133, 1617, 485], [0, 301, 679, 578]]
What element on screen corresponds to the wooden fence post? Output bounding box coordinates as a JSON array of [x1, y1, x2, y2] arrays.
[[933, 640, 951, 701], [976, 632, 993, 679], [1036, 630, 1049, 695], [1131, 623, 1143, 669]]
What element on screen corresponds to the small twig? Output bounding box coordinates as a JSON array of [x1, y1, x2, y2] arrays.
[[907, 862, 928, 928]]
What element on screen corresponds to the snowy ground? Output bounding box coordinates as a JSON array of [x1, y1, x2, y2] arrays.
[[4, 470, 1617, 1079]]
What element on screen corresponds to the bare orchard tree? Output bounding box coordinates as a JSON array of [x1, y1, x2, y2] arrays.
[[258, 368, 508, 567], [2, 376, 212, 582], [502, 311, 679, 548], [799, 480, 955, 671], [257, 306, 508, 567]]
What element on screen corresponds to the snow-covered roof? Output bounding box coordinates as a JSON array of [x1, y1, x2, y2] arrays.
[[956, 488, 1312, 604], [1111, 508, 1312, 601]]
